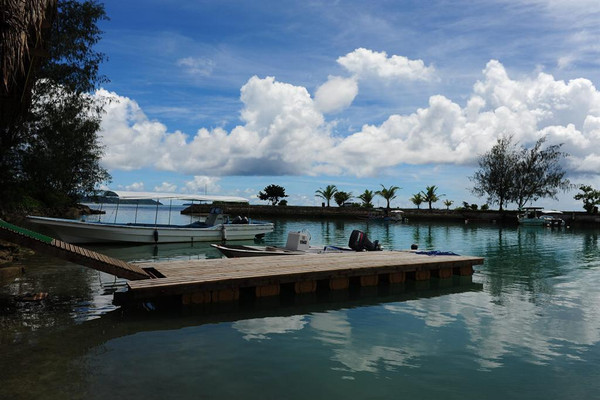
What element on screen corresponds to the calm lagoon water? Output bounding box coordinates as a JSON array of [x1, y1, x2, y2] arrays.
[[1, 205, 600, 399]]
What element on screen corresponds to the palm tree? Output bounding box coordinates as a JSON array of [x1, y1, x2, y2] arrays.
[[315, 185, 337, 207], [421, 185, 443, 210], [358, 190, 375, 208], [410, 193, 424, 209], [334, 191, 352, 207], [443, 199, 454, 210], [375, 184, 400, 211]]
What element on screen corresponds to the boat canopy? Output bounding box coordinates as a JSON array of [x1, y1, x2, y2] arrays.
[[103, 190, 249, 203]]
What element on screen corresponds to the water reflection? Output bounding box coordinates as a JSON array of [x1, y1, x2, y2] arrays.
[[2, 218, 600, 399]]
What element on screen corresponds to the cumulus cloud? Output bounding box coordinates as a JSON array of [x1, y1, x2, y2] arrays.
[[314, 76, 358, 114], [154, 182, 177, 192], [97, 55, 600, 179], [184, 176, 222, 194], [337, 48, 436, 82]]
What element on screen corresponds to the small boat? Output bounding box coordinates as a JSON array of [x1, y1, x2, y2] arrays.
[[27, 191, 274, 244], [212, 230, 381, 258], [517, 207, 564, 227]]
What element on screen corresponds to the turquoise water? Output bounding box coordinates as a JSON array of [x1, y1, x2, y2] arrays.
[[1, 206, 600, 399]]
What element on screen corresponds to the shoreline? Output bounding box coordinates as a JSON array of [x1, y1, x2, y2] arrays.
[[182, 204, 600, 227]]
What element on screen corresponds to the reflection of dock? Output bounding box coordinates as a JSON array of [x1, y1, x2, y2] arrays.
[[118, 252, 483, 306]]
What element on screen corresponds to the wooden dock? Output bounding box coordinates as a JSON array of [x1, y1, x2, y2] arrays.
[[118, 251, 484, 306], [1, 219, 483, 308]]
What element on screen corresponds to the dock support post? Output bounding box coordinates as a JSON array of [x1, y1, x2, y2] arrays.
[[433, 268, 453, 279], [294, 280, 317, 294], [360, 274, 379, 287], [329, 277, 349, 290], [255, 284, 280, 297], [455, 265, 474, 276], [212, 288, 239, 302], [389, 271, 406, 284], [414, 270, 431, 281]]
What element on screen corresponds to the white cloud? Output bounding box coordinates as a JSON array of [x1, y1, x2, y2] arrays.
[[184, 176, 222, 194], [154, 182, 177, 192], [176, 56, 215, 76], [314, 76, 358, 114], [337, 48, 436, 82], [125, 181, 145, 191], [97, 55, 600, 179]]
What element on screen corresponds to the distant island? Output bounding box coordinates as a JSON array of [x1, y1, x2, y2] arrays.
[[80, 196, 161, 205]]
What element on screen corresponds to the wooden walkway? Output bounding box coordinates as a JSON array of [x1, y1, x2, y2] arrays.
[[0, 219, 150, 281], [121, 251, 484, 305]]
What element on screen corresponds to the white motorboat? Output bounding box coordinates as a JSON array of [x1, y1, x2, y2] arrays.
[[26, 191, 274, 244], [212, 230, 381, 258], [517, 207, 564, 227]]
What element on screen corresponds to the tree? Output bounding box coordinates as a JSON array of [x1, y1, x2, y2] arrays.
[[471, 136, 519, 211], [333, 191, 352, 207], [1, 0, 110, 208], [410, 193, 424, 209], [421, 185, 443, 210], [512, 137, 571, 209], [315, 184, 337, 207], [358, 190, 374, 208], [574, 185, 600, 214], [258, 184, 288, 206], [376, 184, 400, 210], [443, 199, 454, 210]]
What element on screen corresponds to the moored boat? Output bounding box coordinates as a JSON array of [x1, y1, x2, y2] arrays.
[[517, 207, 564, 227], [212, 230, 382, 258], [27, 191, 274, 244]]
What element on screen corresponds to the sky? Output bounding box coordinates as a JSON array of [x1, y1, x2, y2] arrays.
[[93, 0, 600, 210]]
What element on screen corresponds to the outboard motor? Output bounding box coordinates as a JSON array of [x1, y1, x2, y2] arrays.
[[231, 216, 249, 224], [349, 230, 381, 251]]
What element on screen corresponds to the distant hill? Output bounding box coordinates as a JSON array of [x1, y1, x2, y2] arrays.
[[80, 196, 161, 205]]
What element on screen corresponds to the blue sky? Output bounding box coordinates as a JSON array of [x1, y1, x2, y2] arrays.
[[94, 0, 600, 210]]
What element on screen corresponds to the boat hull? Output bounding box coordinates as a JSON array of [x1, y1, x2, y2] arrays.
[[211, 243, 353, 258], [27, 216, 274, 244]]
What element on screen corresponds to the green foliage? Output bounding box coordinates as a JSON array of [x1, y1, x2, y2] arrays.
[[443, 199, 454, 210], [471, 136, 518, 211], [333, 191, 352, 207], [1, 0, 110, 209], [358, 190, 374, 208], [258, 184, 288, 206], [410, 193, 424, 209], [315, 184, 338, 207], [421, 185, 443, 210], [471, 135, 569, 211], [481, 204, 489, 211], [376, 184, 400, 209], [512, 137, 571, 208], [279, 199, 288, 206], [574, 185, 600, 214]]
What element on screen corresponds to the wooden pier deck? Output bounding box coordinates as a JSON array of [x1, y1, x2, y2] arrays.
[[119, 251, 484, 305], [0, 219, 150, 281]]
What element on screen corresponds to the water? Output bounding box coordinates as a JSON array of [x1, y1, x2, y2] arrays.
[[1, 206, 600, 399]]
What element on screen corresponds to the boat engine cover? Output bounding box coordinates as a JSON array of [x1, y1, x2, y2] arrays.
[[349, 230, 381, 251], [285, 231, 310, 251]]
